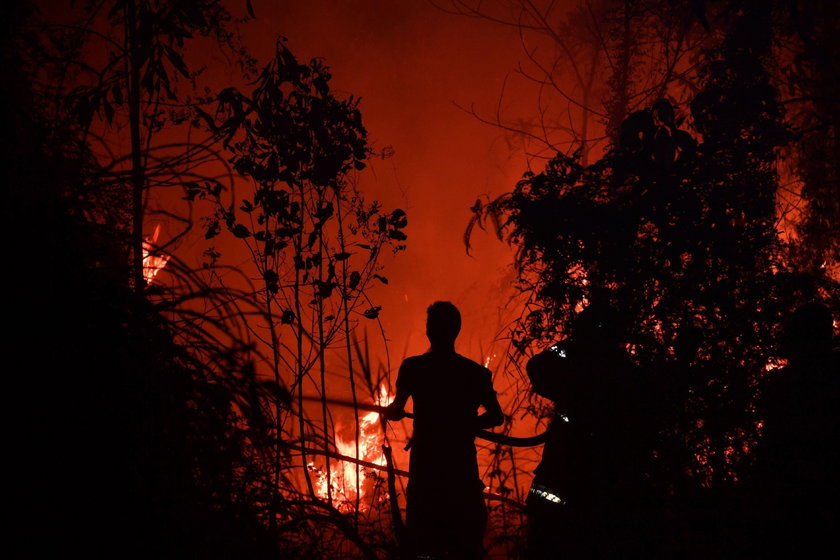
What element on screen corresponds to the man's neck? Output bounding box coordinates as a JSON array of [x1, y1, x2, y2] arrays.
[[430, 343, 456, 354]]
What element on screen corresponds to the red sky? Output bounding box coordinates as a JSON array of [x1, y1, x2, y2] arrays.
[[239, 0, 539, 364]]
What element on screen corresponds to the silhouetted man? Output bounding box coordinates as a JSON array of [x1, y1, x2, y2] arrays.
[[385, 301, 503, 559], [754, 302, 839, 556], [524, 346, 594, 559], [524, 303, 659, 559]]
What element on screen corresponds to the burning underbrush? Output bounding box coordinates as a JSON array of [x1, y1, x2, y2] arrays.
[[308, 385, 395, 513]]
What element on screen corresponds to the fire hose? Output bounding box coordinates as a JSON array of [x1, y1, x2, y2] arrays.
[[302, 395, 548, 447], [297, 395, 535, 515]]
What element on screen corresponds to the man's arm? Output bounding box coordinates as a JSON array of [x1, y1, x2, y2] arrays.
[[477, 370, 504, 430], [383, 360, 411, 421]]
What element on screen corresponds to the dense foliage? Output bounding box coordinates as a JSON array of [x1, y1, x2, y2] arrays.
[[473, 1, 838, 489]]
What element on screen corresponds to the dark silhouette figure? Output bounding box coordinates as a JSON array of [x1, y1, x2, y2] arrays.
[[385, 301, 504, 559], [753, 302, 839, 556], [524, 346, 594, 559], [525, 303, 659, 559]]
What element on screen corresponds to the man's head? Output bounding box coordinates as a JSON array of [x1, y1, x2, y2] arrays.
[[426, 301, 461, 348], [526, 348, 585, 415], [526, 349, 565, 400]]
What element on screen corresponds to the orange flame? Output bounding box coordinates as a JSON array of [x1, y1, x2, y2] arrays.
[[764, 358, 788, 372], [309, 385, 394, 511], [143, 225, 170, 284]]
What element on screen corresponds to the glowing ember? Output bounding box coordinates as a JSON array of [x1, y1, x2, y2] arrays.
[[764, 358, 788, 372], [310, 385, 394, 511], [484, 353, 497, 368], [143, 225, 170, 284]]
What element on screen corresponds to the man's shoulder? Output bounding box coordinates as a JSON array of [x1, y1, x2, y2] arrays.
[[402, 353, 491, 376], [454, 353, 492, 378], [402, 354, 427, 363], [399, 354, 428, 372], [455, 354, 490, 373]]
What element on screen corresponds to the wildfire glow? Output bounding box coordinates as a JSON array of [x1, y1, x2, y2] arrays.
[[484, 353, 497, 368], [143, 225, 170, 284], [764, 358, 788, 372], [309, 385, 394, 512]]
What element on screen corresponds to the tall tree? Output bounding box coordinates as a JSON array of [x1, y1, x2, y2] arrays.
[[473, 0, 836, 491], [200, 39, 407, 534], [775, 0, 840, 276], [38, 0, 248, 291], [6, 4, 287, 558], [441, 0, 710, 161]]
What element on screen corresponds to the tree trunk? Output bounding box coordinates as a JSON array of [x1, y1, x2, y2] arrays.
[[125, 0, 145, 293]]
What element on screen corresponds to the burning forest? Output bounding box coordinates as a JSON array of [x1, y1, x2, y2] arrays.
[[9, 0, 839, 558]]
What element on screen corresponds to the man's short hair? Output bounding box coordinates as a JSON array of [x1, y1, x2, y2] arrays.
[[427, 301, 461, 340]]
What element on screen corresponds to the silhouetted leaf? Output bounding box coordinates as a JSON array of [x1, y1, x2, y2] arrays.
[[261, 380, 291, 405], [317, 281, 336, 298], [164, 45, 190, 78], [204, 219, 220, 239], [182, 182, 202, 201], [388, 208, 408, 228], [264, 269, 279, 293], [102, 98, 114, 124], [232, 224, 251, 238], [316, 202, 334, 221], [362, 306, 381, 319]]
